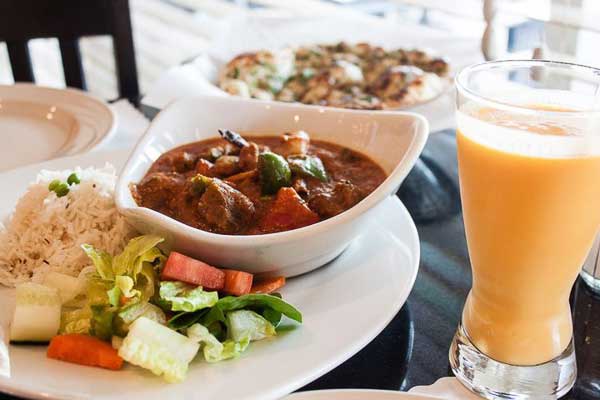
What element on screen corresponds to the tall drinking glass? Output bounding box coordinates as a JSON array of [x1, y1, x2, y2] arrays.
[[450, 60, 600, 399]]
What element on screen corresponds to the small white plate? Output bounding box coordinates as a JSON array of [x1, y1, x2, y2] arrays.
[[0, 84, 115, 172], [287, 378, 483, 400], [409, 377, 482, 399], [0, 150, 420, 400], [286, 389, 440, 399]]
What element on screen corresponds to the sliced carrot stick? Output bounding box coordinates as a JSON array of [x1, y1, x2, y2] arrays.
[[222, 269, 254, 296], [250, 276, 286, 294], [47, 334, 123, 370]]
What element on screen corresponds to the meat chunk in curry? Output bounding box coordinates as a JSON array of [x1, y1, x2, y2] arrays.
[[132, 130, 386, 235], [194, 175, 256, 233]]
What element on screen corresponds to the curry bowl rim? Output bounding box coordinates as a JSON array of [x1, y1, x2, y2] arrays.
[[115, 95, 429, 245]]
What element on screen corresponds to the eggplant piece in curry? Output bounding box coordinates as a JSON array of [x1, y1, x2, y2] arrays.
[[132, 130, 386, 235]]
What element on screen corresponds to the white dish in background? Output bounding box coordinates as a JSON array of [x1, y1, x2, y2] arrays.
[[286, 389, 442, 400], [0, 84, 115, 172], [285, 378, 484, 399], [408, 377, 483, 399], [141, 15, 454, 112], [116, 95, 427, 277], [140, 13, 484, 133], [0, 150, 420, 400]]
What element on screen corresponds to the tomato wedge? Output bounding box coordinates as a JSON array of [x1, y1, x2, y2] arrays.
[[161, 252, 225, 290]]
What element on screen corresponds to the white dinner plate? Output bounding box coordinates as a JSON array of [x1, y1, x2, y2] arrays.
[[286, 389, 441, 400], [0, 150, 420, 400], [0, 84, 115, 172]]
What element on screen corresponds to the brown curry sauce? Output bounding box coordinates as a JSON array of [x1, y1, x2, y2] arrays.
[[132, 134, 386, 235]]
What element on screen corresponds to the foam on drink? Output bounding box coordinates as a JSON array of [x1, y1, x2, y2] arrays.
[[457, 105, 600, 159]]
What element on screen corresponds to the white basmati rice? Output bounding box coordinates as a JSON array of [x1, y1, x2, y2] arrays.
[[0, 164, 137, 287]]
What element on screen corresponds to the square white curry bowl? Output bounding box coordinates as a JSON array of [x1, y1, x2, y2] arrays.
[[116, 96, 428, 277]]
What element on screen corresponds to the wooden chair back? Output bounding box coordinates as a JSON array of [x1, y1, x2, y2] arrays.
[[0, 0, 139, 102]]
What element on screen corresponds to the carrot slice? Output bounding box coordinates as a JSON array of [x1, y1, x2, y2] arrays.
[[257, 188, 319, 234], [161, 252, 225, 290], [250, 276, 286, 294], [47, 334, 123, 370], [119, 294, 134, 306], [222, 269, 254, 296]]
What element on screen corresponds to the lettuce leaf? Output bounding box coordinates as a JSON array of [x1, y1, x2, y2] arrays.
[[116, 275, 137, 297], [114, 275, 143, 306], [90, 305, 117, 341], [87, 277, 112, 306], [112, 235, 165, 277], [81, 235, 164, 303], [75, 235, 167, 341], [201, 304, 226, 327], [187, 323, 249, 363], [226, 310, 276, 342], [81, 245, 114, 280], [60, 307, 92, 335], [108, 271, 153, 307], [82, 235, 164, 297], [262, 309, 282, 327], [197, 293, 300, 331], [107, 286, 121, 307], [215, 294, 302, 323], [167, 309, 210, 331], [137, 263, 157, 301], [159, 281, 218, 312], [114, 302, 167, 336]]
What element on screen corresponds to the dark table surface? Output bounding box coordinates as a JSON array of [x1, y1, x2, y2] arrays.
[[2, 119, 599, 400]]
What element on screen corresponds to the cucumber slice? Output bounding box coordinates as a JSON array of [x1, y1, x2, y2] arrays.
[[42, 272, 84, 304], [10, 283, 61, 342]]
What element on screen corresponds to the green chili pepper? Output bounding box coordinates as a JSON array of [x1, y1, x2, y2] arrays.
[[67, 173, 80, 185], [288, 155, 328, 182], [258, 152, 291, 195]]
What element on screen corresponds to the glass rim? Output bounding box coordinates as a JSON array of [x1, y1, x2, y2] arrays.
[[455, 59, 600, 117]]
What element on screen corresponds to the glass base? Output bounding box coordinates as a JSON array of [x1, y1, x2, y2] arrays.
[[449, 323, 576, 399]]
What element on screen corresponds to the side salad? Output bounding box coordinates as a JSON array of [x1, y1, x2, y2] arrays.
[[9, 235, 302, 383]]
